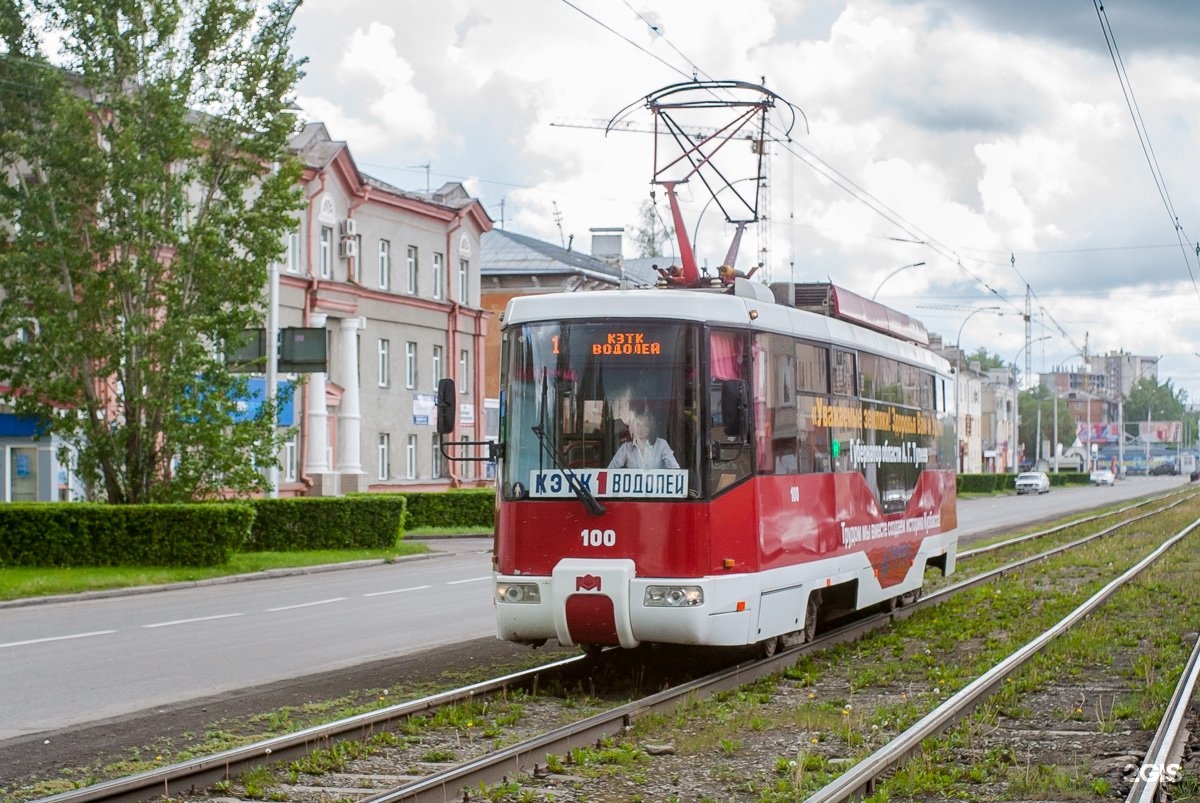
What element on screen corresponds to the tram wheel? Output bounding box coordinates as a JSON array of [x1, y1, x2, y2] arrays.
[[757, 636, 780, 658], [802, 593, 820, 642], [581, 643, 605, 657]]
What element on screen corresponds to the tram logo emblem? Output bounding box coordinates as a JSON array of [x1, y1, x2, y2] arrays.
[[576, 574, 602, 592]]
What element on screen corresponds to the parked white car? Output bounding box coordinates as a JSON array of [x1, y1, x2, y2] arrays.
[[1090, 468, 1115, 486], [1015, 471, 1051, 495]]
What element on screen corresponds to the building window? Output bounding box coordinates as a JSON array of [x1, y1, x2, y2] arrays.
[[378, 433, 390, 481], [460, 435, 473, 480], [407, 246, 418, 294], [406, 434, 417, 479], [432, 433, 442, 479], [286, 230, 301, 274], [405, 341, 417, 389], [319, 226, 333, 279], [378, 339, 390, 387], [459, 349, 470, 395], [432, 251, 444, 299], [458, 258, 468, 304], [378, 239, 391, 290], [432, 345, 443, 385], [284, 436, 298, 481]]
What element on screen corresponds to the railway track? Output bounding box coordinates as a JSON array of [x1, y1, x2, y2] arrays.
[[24, 489, 1200, 803]]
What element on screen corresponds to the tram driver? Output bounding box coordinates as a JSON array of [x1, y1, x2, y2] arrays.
[[608, 413, 680, 470]]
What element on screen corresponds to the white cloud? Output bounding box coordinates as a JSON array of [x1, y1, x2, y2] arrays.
[[290, 0, 1200, 399]]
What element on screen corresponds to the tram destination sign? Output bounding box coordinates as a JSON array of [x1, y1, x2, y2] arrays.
[[529, 468, 687, 498], [550, 331, 664, 357]]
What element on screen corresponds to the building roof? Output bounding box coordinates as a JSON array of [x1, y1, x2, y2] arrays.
[[289, 123, 491, 222], [482, 229, 617, 281], [482, 228, 660, 286]]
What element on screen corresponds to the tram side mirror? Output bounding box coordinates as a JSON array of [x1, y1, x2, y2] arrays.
[[436, 378, 456, 435], [720, 379, 749, 441]]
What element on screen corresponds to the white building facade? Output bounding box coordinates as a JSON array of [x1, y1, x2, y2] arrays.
[[274, 124, 493, 496]]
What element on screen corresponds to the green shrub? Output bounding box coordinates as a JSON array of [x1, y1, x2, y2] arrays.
[[247, 496, 406, 551], [957, 473, 1002, 493], [0, 503, 251, 567], [401, 489, 495, 529]]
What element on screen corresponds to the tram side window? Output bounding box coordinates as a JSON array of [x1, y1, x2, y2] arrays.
[[832, 349, 856, 396], [754, 333, 799, 474], [709, 329, 752, 492], [794, 342, 830, 473], [796, 342, 828, 393]]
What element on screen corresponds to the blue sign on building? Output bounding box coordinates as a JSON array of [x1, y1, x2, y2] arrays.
[[232, 378, 296, 426]]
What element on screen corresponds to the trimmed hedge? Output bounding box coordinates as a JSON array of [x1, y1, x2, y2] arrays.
[[401, 489, 495, 530], [0, 502, 252, 568], [957, 471, 1091, 493], [246, 496, 407, 552]]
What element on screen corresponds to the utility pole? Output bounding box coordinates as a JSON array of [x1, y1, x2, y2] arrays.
[[553, 202, 565, 249]]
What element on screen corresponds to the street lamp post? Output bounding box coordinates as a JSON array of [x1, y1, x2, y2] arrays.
[[952, 306, 1002, 473], [1011, 336, 1051, 473], [871, 261, 927, 300]]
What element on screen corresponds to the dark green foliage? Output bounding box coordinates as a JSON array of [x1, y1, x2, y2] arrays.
[[0, 502, 251, 567], [247, 496, 407, 551], [957, 472, 1089, 493], [401, 489, 495, 530], [957, 473, 1004, 493], [0, 1, 305, 503]]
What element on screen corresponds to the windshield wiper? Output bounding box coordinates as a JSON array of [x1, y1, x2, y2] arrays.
[[531, 425, 606, 516], [534, 367, 606, 516]]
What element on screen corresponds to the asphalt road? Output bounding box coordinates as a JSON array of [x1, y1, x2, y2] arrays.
[[0, 474, 1189, 743]]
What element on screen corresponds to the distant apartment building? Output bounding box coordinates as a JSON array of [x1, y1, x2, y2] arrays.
[[271, 123, 492, 495]]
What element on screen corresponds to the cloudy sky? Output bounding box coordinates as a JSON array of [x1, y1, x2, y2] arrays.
[[291, 0, 1200, 401]]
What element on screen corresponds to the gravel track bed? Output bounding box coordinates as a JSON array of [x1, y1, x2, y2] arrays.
[[25, 504, 1199, 803], [506, 504, 1200, 802]]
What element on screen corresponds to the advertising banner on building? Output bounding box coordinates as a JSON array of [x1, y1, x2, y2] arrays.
[[1076, 422, 1121, 444], [1138, 421, 1182, 442]]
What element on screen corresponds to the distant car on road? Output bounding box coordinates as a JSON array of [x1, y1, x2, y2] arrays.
[[1149, 462, 1177, 476], [1015, 471, 1051, 495], [1089, 468, 1115, 486]]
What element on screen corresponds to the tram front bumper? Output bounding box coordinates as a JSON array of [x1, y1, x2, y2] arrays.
[[495, 560, 756, 648]]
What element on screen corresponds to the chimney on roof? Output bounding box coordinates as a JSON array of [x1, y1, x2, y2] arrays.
[[590, 227, 624, 263]]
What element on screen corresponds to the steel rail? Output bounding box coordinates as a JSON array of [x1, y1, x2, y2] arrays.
[[36, 654, 590, 803], [39, 493, 1193, 803], [805, 515, 1200, 803], [958, 488, 1193, 560], [357, 499, 1196, 802], [1127, 633, 1200, 803]]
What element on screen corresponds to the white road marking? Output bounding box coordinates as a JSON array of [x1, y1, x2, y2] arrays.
[[363, 585, 431, 597], [265, 597, 346, 612], [0, 630, 117, 649], [447, 576, 492, 585], [142, 613, 244, 628]]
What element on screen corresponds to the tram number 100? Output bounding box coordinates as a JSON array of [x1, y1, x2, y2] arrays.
[[581, 528, 616, 547]]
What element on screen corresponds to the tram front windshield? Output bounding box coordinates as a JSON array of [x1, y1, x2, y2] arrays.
[[501, 321, 700, 502]]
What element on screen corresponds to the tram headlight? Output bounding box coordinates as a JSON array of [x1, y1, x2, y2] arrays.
[[497, 582, 541, 604], [644, 585, 703, 607]]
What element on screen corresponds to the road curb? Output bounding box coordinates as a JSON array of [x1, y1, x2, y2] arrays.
[[0, 538, 493, 610]]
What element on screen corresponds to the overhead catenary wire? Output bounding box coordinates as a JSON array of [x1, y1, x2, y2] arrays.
[[1093, 0, 1200, 302], [558, 0, 1189, 364]]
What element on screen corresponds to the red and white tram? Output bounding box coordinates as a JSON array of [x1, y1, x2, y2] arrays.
[[439, 278, 958, 655]]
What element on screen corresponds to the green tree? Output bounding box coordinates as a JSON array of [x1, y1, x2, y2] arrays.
[[630, 196, 673, 258], [1123, 376, 1192, 445], [1018, 386, 1077, 464], [0, 0, 304, 503], [964, 348, 1006, 372]]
